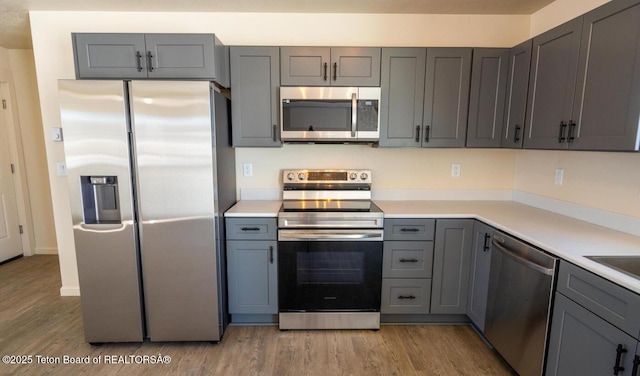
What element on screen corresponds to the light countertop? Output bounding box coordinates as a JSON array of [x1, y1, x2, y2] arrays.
[[225, 199, 640, 294]]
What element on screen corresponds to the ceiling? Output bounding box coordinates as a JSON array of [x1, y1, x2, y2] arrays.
[[1, 0, 554, 49]]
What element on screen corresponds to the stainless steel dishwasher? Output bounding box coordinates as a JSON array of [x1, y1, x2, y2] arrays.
[[485, 231, 558, 376]]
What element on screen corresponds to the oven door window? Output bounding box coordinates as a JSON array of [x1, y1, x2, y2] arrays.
[[278, 241, 382, 312], [282, 100, 352, 132]]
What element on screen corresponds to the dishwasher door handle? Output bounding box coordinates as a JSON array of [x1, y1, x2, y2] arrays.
[[491, 239, 555, 275]]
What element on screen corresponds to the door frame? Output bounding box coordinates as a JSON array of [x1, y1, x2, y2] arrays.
[[0, 80, 35, 256]]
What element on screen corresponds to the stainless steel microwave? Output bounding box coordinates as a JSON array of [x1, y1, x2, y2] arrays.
[[280, 87, 381, 143]]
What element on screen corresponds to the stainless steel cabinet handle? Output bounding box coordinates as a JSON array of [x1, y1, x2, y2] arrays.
[[491, 238, 554, 275]]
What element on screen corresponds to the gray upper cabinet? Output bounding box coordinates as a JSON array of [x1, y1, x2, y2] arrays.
[[501, 40, 532, 149], [423, 48, 472, 148], [379, 48, 427, 147], [280, 47, 381, 86], [524, 18, 583, 150], [230, 46, 281, 147], [73, 33, 228, 84], [570, 0, 640, 151], [431, 219, 473, 314], [466, 221, 493, 332], [466, 48, 509, 148]]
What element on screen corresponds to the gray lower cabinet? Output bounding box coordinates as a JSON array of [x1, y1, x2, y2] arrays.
[[466, 221, 493, 332], [73, 33, 228, 83], [280, 47, 381, 86], [226, 218, 278, 318], [501, 39, 532, 148], [422, 48, 472, 148], [546, 293, 638, 376], [381, 219, 435, 315], [230, 46, 281, 147], [547, 260, 640, 375], [466, 48, 509, 148], [431, 219, 473, 314], [379, 48, 426, 147]]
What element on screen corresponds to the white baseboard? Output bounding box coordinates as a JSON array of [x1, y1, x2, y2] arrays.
[[60, 286, 80, 296], [513, 191, 640, 237], [372, 189, 514, 201], [35, 247, 58, 255]]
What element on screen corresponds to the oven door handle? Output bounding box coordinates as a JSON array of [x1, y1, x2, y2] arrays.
[[278, 230, 383, 241]]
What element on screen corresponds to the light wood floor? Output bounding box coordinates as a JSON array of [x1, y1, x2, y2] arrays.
[[0, 256, 515, 375]]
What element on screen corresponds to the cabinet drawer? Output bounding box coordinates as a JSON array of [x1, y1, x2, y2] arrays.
[[384, 219, 435, 241], [383, 241, 434, 279], [226, 218, 277, 240], [381, 279, 431, 314], [557, 260, 640, 338]]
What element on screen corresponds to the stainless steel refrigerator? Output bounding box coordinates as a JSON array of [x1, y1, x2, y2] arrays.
[[59, 80, 236, 343]]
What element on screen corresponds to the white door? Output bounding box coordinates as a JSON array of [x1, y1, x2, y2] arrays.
[[0, 99, 22, 262]]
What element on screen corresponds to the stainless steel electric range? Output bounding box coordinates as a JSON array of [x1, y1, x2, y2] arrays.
[[277, 169, 384, 330]]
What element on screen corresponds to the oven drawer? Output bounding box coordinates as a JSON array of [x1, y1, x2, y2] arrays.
[[384, 219, 435, 241], [226, 218, 277, 240], [383, 241, 434, 279], [381, 278, 431, 314]]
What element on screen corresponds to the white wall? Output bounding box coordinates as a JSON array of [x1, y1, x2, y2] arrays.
[[530, 0, 610, 36], [29, 11, 529, 295], [0, 47, 57, 256]]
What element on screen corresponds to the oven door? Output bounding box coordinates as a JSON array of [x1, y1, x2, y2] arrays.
[[278, 231, 383, 312]]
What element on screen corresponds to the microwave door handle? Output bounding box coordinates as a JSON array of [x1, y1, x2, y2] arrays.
[[351, 92, 357, 138]]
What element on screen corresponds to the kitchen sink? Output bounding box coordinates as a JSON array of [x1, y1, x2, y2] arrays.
[[585, 256, 640, 280]]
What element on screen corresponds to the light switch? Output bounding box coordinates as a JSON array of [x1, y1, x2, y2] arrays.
[[57, 162, 67, 176]]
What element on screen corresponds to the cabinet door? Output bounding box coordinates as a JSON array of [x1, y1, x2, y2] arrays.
[[423, 48, 472, 148], [144, 34, 218, 79], [546, 293, 637, 376], [466, 221, 493, 332], [570, 0, 640, 151], [330, 47, 381, 86], [524, 18, 582, 149], [381, 278, 431, 314], [379, 48, 426, 147], [73, 33, 147, 79], [227, 240, 278, 314], [230, 47, 281, 147], [431, 219, 473, 314], [280, 47, 330, 86], [466, 48, 509, 148], [501, 40, 532, 148]]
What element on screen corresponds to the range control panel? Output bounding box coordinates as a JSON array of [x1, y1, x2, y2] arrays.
[[282, 169, 372, 184]]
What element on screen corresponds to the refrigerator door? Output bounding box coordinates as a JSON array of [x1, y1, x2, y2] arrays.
[[59, 80, 144, 343], [130, 81, 220, 341]]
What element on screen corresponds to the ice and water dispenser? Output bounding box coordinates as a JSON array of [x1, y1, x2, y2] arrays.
[[80, 176, 121, 224]]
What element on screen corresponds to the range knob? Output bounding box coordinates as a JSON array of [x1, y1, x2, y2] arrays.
[[287, 172, 295, 181], [298, 172, 306, 181], [360, 172, 369, 181], [349, 172, 358, 180]]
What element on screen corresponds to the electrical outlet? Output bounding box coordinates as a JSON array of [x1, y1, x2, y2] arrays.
[[451, 163, 461, 178], [243, 163, 253, 177], [51, 127, 63, 142], [555, 168, 564, 185]]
